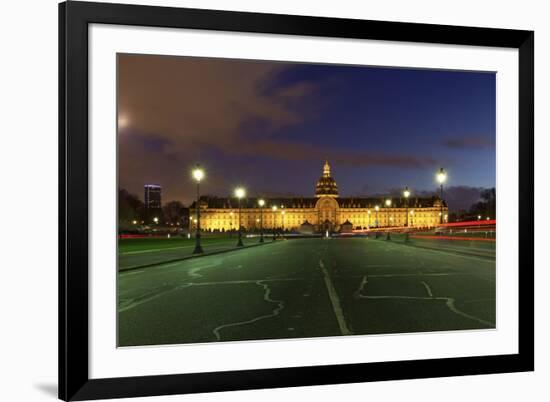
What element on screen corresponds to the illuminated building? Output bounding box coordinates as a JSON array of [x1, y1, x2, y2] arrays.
[[190, 161, 447, 232], [144, 184, 162, 209]]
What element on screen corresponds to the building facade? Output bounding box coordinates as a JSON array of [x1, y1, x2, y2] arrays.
[[190, 161, 447, 232]]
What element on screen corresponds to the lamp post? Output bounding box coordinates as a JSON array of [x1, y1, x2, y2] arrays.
[[235, 187, 245, 247], [281, 207, 285, 239], [374, 205, 380, 238], [403, 186, 410, 227], [436, 167, 447, 224], [272, 205, 278, 240], [258, 199, 265, 243], [385, 198, 391, 240], [192, 166, 204, 254]]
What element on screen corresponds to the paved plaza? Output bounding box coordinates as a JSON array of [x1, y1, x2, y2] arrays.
[[118, 235, 495, 347]]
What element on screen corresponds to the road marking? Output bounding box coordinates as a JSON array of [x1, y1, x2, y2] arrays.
[[319, 259, 353, 335], [421, 281, 433, 297], [191, 278, 301, 286], [381, 240, 495, 263], [188, 266, 206, 279], [120, 240, 230, 255], [353, 275, 368, 299], [118, 284, 192, 313], [351, 275, 493, 327], [444, 298, 494, 326], [212, 280, 285, 341], [118, 278, 302, 313], [355, 294, 494, 327], [121, 246, 189, 255], [337, 272, 463, 280], [119, 261, 217, 276]]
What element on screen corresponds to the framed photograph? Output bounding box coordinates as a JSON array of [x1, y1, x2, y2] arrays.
[[59, 1, 534, 400]]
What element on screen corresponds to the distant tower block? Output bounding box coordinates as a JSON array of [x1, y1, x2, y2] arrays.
[[144, 184, 162, 209]]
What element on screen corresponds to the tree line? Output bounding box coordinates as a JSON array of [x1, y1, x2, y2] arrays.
[[448, 187, 496, 222], [118, 188, 188, 227]]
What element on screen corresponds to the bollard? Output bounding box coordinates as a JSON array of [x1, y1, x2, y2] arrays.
[[386, 232, 391, 240]]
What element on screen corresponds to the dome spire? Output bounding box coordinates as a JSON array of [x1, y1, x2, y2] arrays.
[[316, 160, 338, 198], [323, 160, 331, 177]]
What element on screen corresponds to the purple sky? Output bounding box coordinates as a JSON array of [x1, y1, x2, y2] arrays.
[[118, 54, 496, 211]]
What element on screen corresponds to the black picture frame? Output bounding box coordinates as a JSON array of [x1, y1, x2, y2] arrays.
[[59, 1, 534, 400]]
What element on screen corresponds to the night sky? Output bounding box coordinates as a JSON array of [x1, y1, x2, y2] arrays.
[[118, 54, 496, 210]]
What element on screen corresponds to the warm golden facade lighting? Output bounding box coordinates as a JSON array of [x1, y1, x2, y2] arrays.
[[191, 161, 447, 232]]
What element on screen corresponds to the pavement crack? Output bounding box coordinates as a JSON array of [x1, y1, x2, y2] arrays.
[[212, 280, 285, 341]]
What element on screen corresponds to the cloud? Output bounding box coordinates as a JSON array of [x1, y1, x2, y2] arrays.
[[214, 139, 437, 169], [118, 54, 313, 154], [442, 136, 495, 149], [117, 55, 442, 204]]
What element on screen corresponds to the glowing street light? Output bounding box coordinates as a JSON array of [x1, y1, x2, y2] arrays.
[[258, 198, 265, 243], [192, 167, 204, 182], [191, 165, 205, 254], [436, 167, 447, 224], [153, 217, 159, 224], [235, 187, 246, 247], [403, 186, 411, 227], [385, 198, 392, 240]]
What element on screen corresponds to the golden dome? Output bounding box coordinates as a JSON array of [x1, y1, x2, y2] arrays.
[[315, 160, 338, 197]]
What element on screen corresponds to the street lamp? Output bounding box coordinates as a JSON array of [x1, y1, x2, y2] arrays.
[[192, 165, 205, 254], [403, 186, 411, 227], [385, 198, 391, 240], [272, 205, 278, 241], [281, 208, 286, 238], [258, 199, 265, 243], [235, 187, 246, 247], [436, 167, 447, 224]]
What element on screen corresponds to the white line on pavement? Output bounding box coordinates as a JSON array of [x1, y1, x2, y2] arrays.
[[319, 259, 353, 336], [421, 281, 433, 298]]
